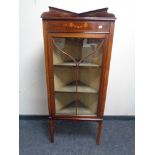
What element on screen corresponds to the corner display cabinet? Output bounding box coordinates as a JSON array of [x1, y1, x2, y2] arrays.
[[41, 7, 116, 145]]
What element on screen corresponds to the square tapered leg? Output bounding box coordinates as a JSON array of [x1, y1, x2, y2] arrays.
[[97, 121, 103, 145], [49, 119, 54, 143]]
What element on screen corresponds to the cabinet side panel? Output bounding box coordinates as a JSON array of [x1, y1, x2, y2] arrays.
[[97, 22, 115, 118], [42, 20, 55, 116]]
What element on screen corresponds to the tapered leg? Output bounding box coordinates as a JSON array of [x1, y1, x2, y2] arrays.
[[49, 119, 54, 143], [96, 121, 103, 145]]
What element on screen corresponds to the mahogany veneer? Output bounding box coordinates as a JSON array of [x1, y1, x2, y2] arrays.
[[41, 7, 116, 145]]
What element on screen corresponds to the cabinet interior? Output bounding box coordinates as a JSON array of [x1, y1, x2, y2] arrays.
[[52, 37, 104, 116]]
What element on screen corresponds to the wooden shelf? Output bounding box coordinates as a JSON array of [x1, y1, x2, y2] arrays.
[[56, 101, 95, 115], [55, 85, 76, 92], [57, 107, 94, 115], [55, 81, 98, 93], [57, 106, 75, 115], [78, 85, 98, 93], [77, 107, 94, 115], [54, 62, 100, 67]]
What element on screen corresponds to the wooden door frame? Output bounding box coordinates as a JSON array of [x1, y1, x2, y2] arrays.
[[45, 32, 110, 120]]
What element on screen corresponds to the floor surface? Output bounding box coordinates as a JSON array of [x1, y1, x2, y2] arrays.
[[19, 119, 135, 155]]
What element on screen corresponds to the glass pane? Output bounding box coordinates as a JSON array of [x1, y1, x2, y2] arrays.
[[77, 94, 98, 115], [55, 93, 76, 115], [54, 67, 76, 115], [76, 67, 100, 115], [52, 37, 104, 115]]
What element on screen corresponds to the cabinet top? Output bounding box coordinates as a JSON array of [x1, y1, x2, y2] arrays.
[[41, 7, 116, 21]]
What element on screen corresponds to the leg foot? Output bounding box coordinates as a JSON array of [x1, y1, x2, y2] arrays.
[[49, 119, 54, 143], [96, 121, 103, 145]]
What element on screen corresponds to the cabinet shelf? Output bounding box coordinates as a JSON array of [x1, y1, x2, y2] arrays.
[[55, 81, 98, 93], [54, 62, 101, 67], [57, 100, 95, 115]]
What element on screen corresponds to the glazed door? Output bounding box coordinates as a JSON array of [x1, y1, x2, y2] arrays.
[[48, 34, 107, 116]]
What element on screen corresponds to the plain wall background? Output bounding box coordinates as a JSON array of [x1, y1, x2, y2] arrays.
[[19, 0, 135, 115]]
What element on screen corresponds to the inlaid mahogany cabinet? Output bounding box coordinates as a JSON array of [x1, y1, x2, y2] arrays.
[[41, 7, 116, 145]]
